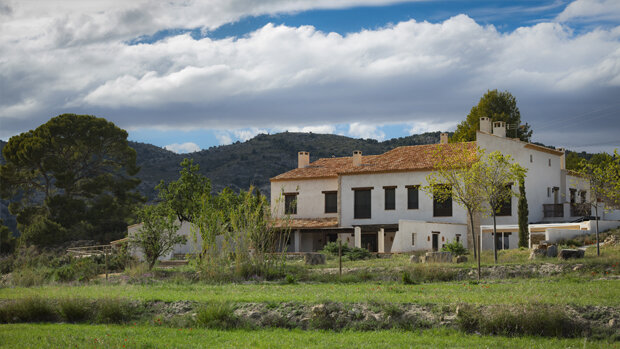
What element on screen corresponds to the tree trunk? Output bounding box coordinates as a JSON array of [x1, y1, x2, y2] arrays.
[[468, 209, 477, 259], [595, 204, 600, 256], [493, 213, 498, 264]]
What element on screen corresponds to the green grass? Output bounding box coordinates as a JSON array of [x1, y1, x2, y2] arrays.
[[1, 277, 618, 306], [0, 324, 616, 348]]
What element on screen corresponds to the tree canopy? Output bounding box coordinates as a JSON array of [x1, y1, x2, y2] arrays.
[[0, 114, 143, 245], [452, 89, 532, 142]]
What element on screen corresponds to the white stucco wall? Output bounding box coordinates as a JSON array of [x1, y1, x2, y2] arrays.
[[476, 131, 564, 224], [339, 171, 467, 227], [128, 220, 202, 261], [270, 178, 339, 219], [392, 220, 468, 253]]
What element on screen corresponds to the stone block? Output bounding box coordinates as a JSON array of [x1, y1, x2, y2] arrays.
[[455, 255, 468, 263], [558, 249, 585, 260], [304, 253, 326, 265], [409, 255, 419, 263], [423, 251, 452, 263], [546, 245, 558, 258]]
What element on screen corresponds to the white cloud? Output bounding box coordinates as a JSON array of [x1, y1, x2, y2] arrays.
[[281, 125, 336, 134], [347, 122, 386, 140], [556, 0, 620, 22], [164, 142, 201, 153], [233, 128, 268, 141], [408, 120, 458, 134], [0, 2, 619, 152], [215, 132, 233, 145]]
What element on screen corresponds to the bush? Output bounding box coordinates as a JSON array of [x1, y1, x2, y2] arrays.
[[404, 264, 459, 283], [457, 304, 583, 338], [321, 241, 351, 256], [11, 267, 49, 287], [402, 271, 418, 285], [0, 297, 57, 323], [58, 298, 92, 323], [95, 298, 133, 323], [346, 247, 371, 261], [442, 241, 468, 256], [196, 302, 240, 329]]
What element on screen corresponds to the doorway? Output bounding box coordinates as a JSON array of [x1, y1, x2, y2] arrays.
[[432, 232, 440, 251], [361, 233, 378, 252]]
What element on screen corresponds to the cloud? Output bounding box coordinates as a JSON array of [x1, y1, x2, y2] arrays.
[[408, 120, 458, 134], [347, 122, 386, 140], [0, 3, 619, 153], [556, 0, 620, 22], [281, 125, 336, 134], [164, 142, 201, 153], [215, 132, 233, 145]]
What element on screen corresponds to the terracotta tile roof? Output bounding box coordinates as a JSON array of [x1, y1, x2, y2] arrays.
[[270, 155, 380, 181], [273, 217, 339, 229], [341, 142, 477, 175]]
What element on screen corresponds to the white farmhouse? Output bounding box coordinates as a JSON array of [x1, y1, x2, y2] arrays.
[[271, 118, 620, 253]]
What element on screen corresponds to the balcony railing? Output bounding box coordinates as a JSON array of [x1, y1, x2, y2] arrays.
[[571, 203, 591, 217], [543, 204, 564, 218]]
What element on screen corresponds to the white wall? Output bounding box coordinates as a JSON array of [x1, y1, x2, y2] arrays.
[[392, 220, 468, 253], [339, 171, 467, 227], [476, 132, 564, 224], [128, 221, 202, 261], [270, 178, 339, 219]]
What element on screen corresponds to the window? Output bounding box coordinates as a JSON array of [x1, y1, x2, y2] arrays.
[[497, 184, 512, 216], [407, 185, 419, 209], [353, 188, 372, 219], [455, 234, 461, 243], [570, 188, 576, 204], [580, 190, 587, 203], [548, 158, 551, 167], [494, 232, 511, 250], [504, 233, 511, 250], [411, 232, 416, 246], [530, 154, 533, 163], [547, 187, 551, 197], [323, 191, 337, 213], [433, 184, 452, 217], [284, 193, 297, 215], [384, 186, 396, 210]]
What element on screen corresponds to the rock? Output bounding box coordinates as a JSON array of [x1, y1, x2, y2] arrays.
[[572, 264, 584, 271], [604, 235, 619, 246], [423, 251, 452, 263], [546, 245, 558, 258], [409, 255, 419, 263], [609, 318, 617, 328], [456, 255, 468, 263], [529, 249, 546, 260], [305, 253, 326, 265], [558, 249, 585, 260]]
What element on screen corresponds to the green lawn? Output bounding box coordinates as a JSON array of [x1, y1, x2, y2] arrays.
[[0, 324, 615, 349], [2, 277, 618, 306]]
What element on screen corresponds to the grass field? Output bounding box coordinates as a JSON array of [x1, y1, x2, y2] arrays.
[[0, 324, 616, 349], [1, 277, 618, 306]]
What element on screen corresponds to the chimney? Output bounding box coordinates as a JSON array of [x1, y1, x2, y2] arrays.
[[352, 150, 362, 166], [298, 151, 309, 168], [479, 117, 492, 134], [558, 148, 566, 170], [492, 121, 506, 138], [440, 133, 449, 144]]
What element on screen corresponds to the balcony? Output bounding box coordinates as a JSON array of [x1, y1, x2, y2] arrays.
[[543, 204, 564, 218], [571, 203, 591, 217]]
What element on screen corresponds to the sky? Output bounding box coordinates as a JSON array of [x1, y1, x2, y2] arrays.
[[0, 0, 619, 154]]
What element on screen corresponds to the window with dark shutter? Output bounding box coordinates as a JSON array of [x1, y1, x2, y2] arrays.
[[433, 184, 452, 217], [384, 187, 395, 210], [407, 185, 419, 209], [284, 194, 297, 215], [354, 189, 371, 219], [324, 191, 337, 213]]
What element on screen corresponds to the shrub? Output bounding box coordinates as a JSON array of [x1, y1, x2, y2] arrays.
[[321, 241, 351, 256], [346, 247, 371, 261], [95, 298, 134, 323], [58, 298, 92, 323], [196, 302, 240, 329], [457, 304, 583, 338], [0, 297, 57, 323], [285, 274, 297, 284], [402, 271, 418, 285], [11, 267, 49, 287], [441, 241, 468, 256]]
